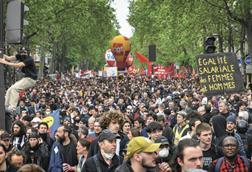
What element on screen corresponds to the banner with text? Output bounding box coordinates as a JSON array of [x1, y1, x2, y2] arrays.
[[196, 53, 244, 96]]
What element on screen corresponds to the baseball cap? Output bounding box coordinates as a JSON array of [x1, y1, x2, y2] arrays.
[[155, 136, 169, 145], [98, 129, 117, 142], [19, 47, 29, 53], [31, 117, 41, 123], [127, 105, 133, 110], [126, 137, 161, 159]]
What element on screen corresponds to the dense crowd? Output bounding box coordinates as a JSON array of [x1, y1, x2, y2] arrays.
[[0, 73, 252, 172]]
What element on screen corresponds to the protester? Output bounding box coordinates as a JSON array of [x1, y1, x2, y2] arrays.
[[17, 164, 45, 172], [172, 138, 203, 172], [155, 136, 173, 164], [21, 132, 49, 171], [225, 115, 246, 156], [115, 136, 171, 172], [48, 125, 78, 172], [82, 129, 123, 172], [37, 122, 54, 151], [209, 136, 251, 172], [76, 138, 90, 172], [7, 149, 25, 172], [0, 131, 12, 153], [0, 143, 8, 171], [88, 110, 128, 157], [11, 121, 27, 150], [1, 69, 252, 172], [173, 111, 189, 145], [196, 123, 219, 170], [1, 48, 37, 114]]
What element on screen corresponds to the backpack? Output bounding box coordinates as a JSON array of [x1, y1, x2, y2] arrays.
[[214, 156, 250, 172]]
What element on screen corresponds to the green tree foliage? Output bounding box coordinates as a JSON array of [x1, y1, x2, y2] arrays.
[[129, 0, 252, 67], [23, 0, 118, 72]]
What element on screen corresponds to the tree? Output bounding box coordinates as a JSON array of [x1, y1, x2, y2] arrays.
[[22, 0, 117, 73], [128, 0, 250, 68]]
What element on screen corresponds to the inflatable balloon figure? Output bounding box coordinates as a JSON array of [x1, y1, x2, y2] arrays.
[[125, 53, 133, 68], [109, 35, 132, 70], [105, 49, 116, 67]]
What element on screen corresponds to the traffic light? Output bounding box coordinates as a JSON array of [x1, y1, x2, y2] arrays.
[[149, 44, 156, 62], [204, 36, 216, 54], [6, 0, 29, 44]]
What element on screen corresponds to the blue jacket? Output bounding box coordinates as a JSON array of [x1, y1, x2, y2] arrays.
[[48, 141, 63, 172]]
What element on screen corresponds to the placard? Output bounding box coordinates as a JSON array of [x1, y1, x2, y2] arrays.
[[196, 53, 244, 96], [104, 67, 118, 77]]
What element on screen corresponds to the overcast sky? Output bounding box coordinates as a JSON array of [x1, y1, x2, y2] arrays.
[[111, 0, 134, 38]]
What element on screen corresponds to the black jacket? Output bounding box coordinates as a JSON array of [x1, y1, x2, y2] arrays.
[[39, 133, 54, 151], [115, 161, 133, 172], [88, 131, 129, 158], [115, 160, 158, 172], [22, 142, 50, 171], [82, 151, 123, 172]]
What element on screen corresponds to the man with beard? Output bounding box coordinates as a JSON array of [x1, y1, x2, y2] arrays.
[[48, 125, 78, 172], [225, 115, 246, 156], [38, 122, 54, 151], [82, 129, 123, 172], [210, 136, 251, 172], [116, 136, 171, 172], [21, 132, 49, 171], [11, 120, 26, 150], [0, 47, 37, 114]]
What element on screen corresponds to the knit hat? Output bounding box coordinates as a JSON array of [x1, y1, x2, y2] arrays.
[[226, 115, 236, 124]]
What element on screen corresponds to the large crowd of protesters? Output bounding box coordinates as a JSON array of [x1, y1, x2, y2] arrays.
[[0, 73, 252, 172]]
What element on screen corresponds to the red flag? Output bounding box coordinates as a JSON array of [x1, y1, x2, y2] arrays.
[[135, 52, 149, 63]]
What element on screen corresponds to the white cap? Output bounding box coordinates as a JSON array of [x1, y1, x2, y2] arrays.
[[238, 111, 249, 121], [31, 117, 41, 123], [127, 105, 133, 110]]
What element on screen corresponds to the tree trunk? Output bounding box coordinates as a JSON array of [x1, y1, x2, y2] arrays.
[[246, 21, 252, 55], [218, 24, 224, 52], [38, 49, 45, 79], [228, 24, 232, 52], [49, 43, 57, 74]]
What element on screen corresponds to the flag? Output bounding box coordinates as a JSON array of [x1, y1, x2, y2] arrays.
[[135, 52, 149, 63]]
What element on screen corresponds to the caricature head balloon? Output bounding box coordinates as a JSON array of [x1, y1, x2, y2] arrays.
[[125, 53, 133, 68], [105, 49, 116, 67], [110, 35, 131, 70]]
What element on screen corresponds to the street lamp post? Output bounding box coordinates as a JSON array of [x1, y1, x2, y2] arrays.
[[0, 0, 6, 130]]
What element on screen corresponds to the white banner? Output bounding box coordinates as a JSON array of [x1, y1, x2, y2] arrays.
[[104, 67, 117, 77]]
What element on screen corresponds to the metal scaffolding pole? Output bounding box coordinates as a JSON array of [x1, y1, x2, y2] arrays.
[[0, 0, 5, 130]]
